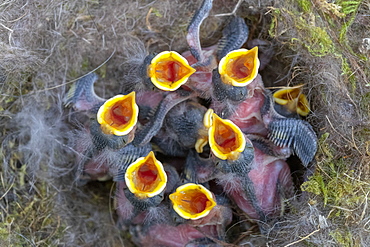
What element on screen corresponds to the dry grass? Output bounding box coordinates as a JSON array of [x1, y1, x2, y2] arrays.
[[0, 0, 369, 246]]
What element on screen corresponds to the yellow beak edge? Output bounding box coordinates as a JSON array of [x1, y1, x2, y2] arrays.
[[273, 86, 310, 116], [169, 183, 217, 220], [208, 113, 246, 160], [125, 151, 167, 199], [218, 47, 260, 87], [97, 91, 139, 136], [148, 51, 196, 91]]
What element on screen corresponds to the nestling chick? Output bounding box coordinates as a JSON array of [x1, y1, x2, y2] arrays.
[[130, 183, 231, 247], [120, 36, 195, 93], [217, 145, 293, 220], [206, 112, 267, 221], [115, 162, 179, 229], [212, 62, 318, 167], [64, 73, 140, 182], [273, 85, 310, 118]]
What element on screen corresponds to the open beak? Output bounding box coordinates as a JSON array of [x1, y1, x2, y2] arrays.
[[208, 113, 246, 160], [273, 86, 310, 116], [97, 92, 138, 136], [147, 51, 196, 91], [125, 151, 167, 199], [169, 183, 216, 220], [218, 47, 260, 87]]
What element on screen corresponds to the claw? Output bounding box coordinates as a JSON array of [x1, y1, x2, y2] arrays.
[[147, 51, 196, 91], [218, 47, 260, 87], [169, 183, 217, 220], [97, 92, 139, 136], [273, 86, 310, 117]]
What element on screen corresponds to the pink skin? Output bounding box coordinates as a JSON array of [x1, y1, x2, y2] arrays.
[[136, 91, 164, 109], [227, 90, 266, 135], [115, 181, 135, 224], [218, 148, 293, 219], [130, 190, 232, 247], [211, 74, 269, 136], [135, 224, 208, 247], [134, 206, 231, 247], [181, 45, 218, 96], [82, 158, 110, 180], [190, 204, 233, 238], [115, 164, 179, 228], [74, 98, 100, 111]]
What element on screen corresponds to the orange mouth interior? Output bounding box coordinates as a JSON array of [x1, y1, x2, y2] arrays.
[[132, 159, 161, 193], [225, 54, 255, 82], [213, 117, 239, 154], [172, 189, 212, 215], [103, 99, 133, 130], [151, 59, 193, 86], [273, 86, 310, 116]]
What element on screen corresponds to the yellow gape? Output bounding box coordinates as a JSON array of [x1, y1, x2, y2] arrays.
[[125, 151, 167, 199], [208, 113, 246, 160], [148, 51, 196, 91], [97, 92, 138, 136], [169, 183, 216, 220], [218, 47, 260, 87], [273, 86, 310, 116]]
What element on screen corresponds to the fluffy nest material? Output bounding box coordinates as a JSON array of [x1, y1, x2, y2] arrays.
[[1, 0, 369, 246]]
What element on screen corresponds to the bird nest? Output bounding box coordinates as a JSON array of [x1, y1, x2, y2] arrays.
[[1, 0, 369, 246]]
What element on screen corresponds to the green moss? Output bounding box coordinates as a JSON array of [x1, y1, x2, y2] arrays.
[[268, 2, 365, 93], [0, 180, 67, 246], [268, 9, 279, 38], [0, 225, 9, 245], [301, 133, 369, 220], [337, 0, 361, 15], [151, 7, 163, 18], [330, 228, 355, 247], [301, 173, 327, 205], [337, 0, 361, 56], [297, 0, 312, 13], [294, 16, 334, 56], [269, 8, 335, 57], [303, 161, 367, 216], [340, 56, 357, 91]]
